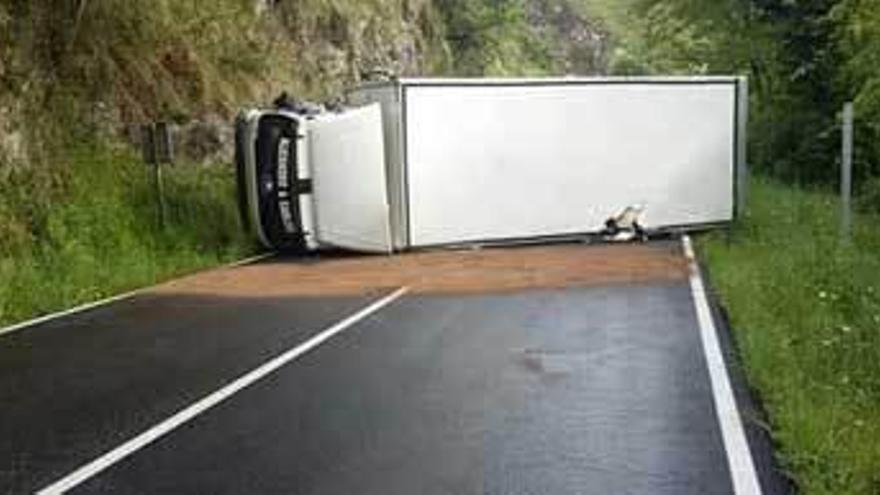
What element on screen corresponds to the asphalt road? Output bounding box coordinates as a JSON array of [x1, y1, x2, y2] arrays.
[[0, 243, 786, 494]]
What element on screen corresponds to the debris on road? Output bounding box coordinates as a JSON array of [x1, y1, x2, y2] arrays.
[[156, 243, 687, 298]]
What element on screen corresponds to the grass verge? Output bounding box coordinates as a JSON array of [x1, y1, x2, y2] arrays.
[[698, 177, 880, 494], [0, 142, 255, 328]]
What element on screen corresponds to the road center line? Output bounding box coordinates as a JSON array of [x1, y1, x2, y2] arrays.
[[37, 286, 410, 495], [682, 235, 762, 495]]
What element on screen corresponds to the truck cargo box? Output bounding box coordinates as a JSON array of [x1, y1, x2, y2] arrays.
[[237, 76, 748, 253]]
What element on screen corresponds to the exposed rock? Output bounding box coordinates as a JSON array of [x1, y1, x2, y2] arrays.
[[119, 114, 234, 166], [253, 0, 278, 16], [526, 0, 610, 75], [177, 115, 235, 165], [0, 102, 29, 175]]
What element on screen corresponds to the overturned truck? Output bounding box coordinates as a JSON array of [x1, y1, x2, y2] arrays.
[[235, 77, 748, 254]]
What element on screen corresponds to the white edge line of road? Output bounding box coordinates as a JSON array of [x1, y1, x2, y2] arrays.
[[682, 235, 763, 495], [37, 286, 410, 495], [0, 253, 274, 338]]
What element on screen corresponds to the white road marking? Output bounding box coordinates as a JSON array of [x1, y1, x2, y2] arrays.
[[36, 286, 409, 495], [682, 235, 763, 495], [0, 253, 273, 338]]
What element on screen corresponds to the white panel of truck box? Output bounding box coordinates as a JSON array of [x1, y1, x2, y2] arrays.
[[402, 81, 736, 247]]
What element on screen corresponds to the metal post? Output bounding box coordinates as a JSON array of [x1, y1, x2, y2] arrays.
[[153, 122, 173, 229], [155, 160, 166, 229], [841, 102, 854, 242], [155, 122, 174, 165], [140, 124, 156, 166], [140, 123, 166, 229]]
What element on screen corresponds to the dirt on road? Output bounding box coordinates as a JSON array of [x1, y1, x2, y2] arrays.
[[156, 242, 688, 298]]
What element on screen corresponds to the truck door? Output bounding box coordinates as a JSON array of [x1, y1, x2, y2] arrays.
[[309, 103, 393, 253]]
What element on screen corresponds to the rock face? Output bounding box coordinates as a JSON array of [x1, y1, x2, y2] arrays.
[[274, 0, 445, 97], [526, 0, 610, 75], [121, 115, 234, 166], [0, 101, 28, 176], [2, 0, 613, 170], [176, 115, 235, 165], [117, 0, 449, 166]]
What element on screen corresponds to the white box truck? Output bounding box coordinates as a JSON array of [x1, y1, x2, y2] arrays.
[[235, 76, 748, 254]]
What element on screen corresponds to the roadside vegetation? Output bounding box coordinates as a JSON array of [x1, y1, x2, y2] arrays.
[[0, 142, 250, 327], [699, 178, 880, 495]]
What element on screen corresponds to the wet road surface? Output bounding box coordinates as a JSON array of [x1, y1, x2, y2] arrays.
[[0, 242, 784, 494]]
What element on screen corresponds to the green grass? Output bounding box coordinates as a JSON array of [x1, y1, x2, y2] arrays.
[[698, 177, 880, 494], [0, 142, 255, 328]]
